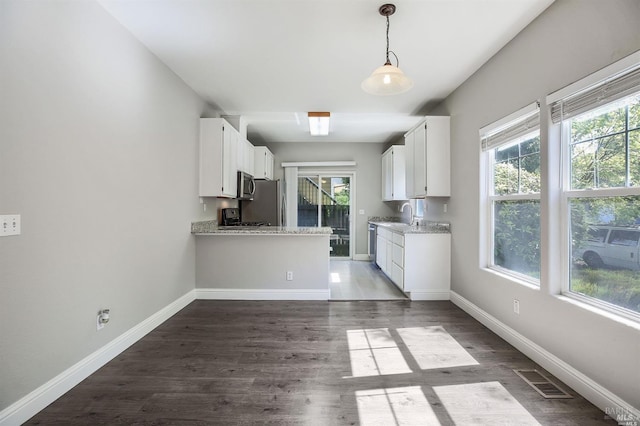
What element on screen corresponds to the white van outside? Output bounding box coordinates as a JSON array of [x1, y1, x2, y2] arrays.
[[579, 225, 640, 270]]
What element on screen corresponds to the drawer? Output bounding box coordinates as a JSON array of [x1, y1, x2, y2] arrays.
[[378, 227, 390, 239], [391, 262, 404, 290], [392, 244, 404, 267], [392, 232, 404, 246]]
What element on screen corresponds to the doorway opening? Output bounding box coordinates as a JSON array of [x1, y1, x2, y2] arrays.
[[297, 174, 351, 258]]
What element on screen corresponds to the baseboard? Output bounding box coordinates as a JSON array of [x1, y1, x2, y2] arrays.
[[0, 290, 196, 426], [196, 288, 330, 300], [409, 290, 450, 300], [353, 254, 371, 261], [450, 290, 639, 421]]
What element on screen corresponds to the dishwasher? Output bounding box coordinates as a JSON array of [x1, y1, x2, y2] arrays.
[[368, 223, 377, 264]]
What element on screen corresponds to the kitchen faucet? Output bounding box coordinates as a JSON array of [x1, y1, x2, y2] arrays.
[[401, 202, 414, 226]]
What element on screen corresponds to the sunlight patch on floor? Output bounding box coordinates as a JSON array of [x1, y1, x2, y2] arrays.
[[356, 386, 440, 426], [434, 381, 541, 425], [397, 326, 479, 370], [345, 328, 412, 378]]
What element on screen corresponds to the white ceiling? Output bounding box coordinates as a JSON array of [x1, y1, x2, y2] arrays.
[[98, 0, 554, 144]]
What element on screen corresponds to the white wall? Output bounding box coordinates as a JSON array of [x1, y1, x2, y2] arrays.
[[265, 142, 397, 256], [431, 0, 640, 409], [0, 1, 211, 411]]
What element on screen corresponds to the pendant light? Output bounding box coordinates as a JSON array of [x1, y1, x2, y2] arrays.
[[361, 4, 413, 96]]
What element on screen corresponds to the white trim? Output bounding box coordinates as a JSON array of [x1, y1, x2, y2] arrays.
[[450, 290, 640, 421], [195, 288, 330, 300], [483, 266, 541, 290], [0, 290, 196, 426], [546, 50, 640, 104], [353, 254, 371, 261], [408, 290, 450, 301], [488, 193, 541, 202], [281, 161, 356, 168], [565, 187, 640, 198], [479, 101, 540, 136]]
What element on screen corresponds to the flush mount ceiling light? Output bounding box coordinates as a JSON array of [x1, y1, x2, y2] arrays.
[[308, 112, 330, 136], [361, 3, 413, 96]]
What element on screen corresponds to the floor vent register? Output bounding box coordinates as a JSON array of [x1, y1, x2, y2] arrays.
[[513, 369, 573, 399]]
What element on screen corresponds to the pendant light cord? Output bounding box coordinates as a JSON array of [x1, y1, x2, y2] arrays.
[[384, 13, 399, 67], [385, 15, 391, 65]]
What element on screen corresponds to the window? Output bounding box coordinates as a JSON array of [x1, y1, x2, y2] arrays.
[[552, 63, 640, 317], [481, 103, 541, 282]]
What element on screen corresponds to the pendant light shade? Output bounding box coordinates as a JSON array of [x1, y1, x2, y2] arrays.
[[361, 63, 413, 95], [362, 4, 413, 96]]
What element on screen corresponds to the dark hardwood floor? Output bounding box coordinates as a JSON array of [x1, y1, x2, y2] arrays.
[[27, 301, 615, 425]]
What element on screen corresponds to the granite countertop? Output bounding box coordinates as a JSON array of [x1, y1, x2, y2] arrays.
[[368, 219, 451, 234], [191, 220, 332, 235]]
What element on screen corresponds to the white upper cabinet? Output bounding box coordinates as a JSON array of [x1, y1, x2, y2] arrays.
[[199, 118, 238, 198], [254, 146, 274, 180], [238, 137, 255, 176], [405, 116, 450, 198], [382, 145, 407, 201]]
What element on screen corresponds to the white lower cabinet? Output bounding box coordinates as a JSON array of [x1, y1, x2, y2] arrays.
[[376, 226, 451, 300]]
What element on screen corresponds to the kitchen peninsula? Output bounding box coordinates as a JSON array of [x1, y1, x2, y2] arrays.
[[192, 220, 331, 300]]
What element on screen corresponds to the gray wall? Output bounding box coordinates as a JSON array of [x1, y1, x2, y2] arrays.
[[431, 0, 640, 408], [0, 1, 210, 410], [196, 235, 329, 291], [265, 142, 398, 256]]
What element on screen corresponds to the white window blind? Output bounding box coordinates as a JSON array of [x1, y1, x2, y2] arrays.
[[480, 102, 540, 151], [550, 65, 640, 124]]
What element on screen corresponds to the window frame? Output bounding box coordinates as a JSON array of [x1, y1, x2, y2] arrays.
[[559, 93, 640, 322]]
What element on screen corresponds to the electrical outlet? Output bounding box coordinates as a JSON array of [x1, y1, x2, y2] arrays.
[[359, 209, 365, 215], [443, 204, 448, 213], [1, 215, 21, 236], [286, 271, 293, 281], [97, 309, 110, 331], [513, 299, 520, 314]]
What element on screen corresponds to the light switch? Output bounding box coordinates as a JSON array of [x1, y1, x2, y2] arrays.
[[1, 215, 21, 236]]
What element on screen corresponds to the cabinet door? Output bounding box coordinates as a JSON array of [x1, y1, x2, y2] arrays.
[[254, 147, 266, 179], [253, 147, 274, 180], [425, 116, 451, 196], [265, 150, 274, 180], [236, 136, 245, 172], [221, 125, 238, 198], [200, 118, 238, 198], [413, 123, 427, 198], [386, 239, 393, 275], [376, 235, 386, 270], [391, 262, 404, 290], [382, 150, 392, 200], [404, 131, 415, 198], [392, 147, 406, 200], [392, 242, 404, 268], [244, 139, 255, 176]]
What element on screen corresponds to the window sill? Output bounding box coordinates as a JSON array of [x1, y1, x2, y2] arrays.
[[482, 266, 540, 290], [555, 293, 640, 329]]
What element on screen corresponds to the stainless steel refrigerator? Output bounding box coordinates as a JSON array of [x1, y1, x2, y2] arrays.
[[240, 179, 284, 226]]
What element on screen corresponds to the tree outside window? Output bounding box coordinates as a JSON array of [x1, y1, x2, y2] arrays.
[[568, 94, 640, 315], [490, 134, 541, 280]]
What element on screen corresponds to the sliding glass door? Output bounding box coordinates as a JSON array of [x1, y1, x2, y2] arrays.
[[297, 174, 351, 258]]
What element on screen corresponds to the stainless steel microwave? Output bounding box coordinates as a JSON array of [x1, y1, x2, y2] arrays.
[[237, 171, 255, 200]]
